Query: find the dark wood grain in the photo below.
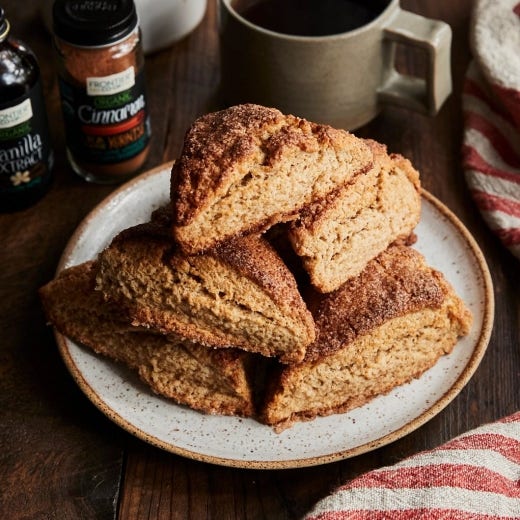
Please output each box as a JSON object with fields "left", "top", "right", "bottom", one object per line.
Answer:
{"left": 1, "top": 1, "right": 518, "bottom": 519}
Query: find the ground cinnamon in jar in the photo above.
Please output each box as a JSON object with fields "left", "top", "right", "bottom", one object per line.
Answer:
{"left": 53, "top": 0, "right": 151, "bottom": 184}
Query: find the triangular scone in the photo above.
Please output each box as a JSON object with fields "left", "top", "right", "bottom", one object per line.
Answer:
{"left": 95, "top": 217, "right": 315, "bottom": 364}
{"left": 261, "top": 245, "right": 472, "bottom": 431}
{"left": 171, "top": 103, "right": 373, "bottom": 254}
{"left": 39, "top": 261, "right": 256, "bottom": 417}
{"left": 288, "top": 140, "right": 421, "bottom": 293}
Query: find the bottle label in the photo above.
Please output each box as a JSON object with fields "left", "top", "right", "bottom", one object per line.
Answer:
{"left": 0, "top": 98, "right": 33, "bottom": 128}
{"left": 58, "top": 68, "right": 151, "bottom": 165}
{"left": 0, "top": 80, "right": 53, "bottom": 197}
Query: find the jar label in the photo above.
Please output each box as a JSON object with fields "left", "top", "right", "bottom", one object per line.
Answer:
{"left": 59, "top": 69, "right": 151, "bottom": 165}
{"left": 86, "top": 66, "right": 135, "bottom": 96}
{"left": 0, "top": 80, "right": 53, "bottom": 198}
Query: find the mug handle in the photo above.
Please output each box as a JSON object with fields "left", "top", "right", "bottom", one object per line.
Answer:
{"left": 378, "top": 9, "right": 452, "bottom": 115}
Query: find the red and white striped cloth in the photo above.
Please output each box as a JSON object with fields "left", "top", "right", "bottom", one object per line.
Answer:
{"left": 304, "top": 412, "right": 520, "bottom": 519}
{"left": 462, "top": 0, "right": 520, "bottom": 259}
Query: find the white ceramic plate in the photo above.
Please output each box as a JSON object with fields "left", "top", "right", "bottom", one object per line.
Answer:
{"left": 56, "top": 163, "right": 494, "bottom": 469}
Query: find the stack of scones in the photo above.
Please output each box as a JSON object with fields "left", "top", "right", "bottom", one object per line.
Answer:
{"left": 40, "top": 104, "right": 472, "bottom": 431}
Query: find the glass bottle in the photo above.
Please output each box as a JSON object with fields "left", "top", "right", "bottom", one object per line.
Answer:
{"left": 53, "top": 0, "right": 151, "bottom": 184}
{"left": 0, "top": 8, "right": 53, "bottom": 212}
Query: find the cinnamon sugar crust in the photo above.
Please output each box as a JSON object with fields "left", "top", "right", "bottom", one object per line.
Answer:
{"left": 171, "top": 103, "right": 373, "bottom": 254}
{"left": 122, "top": 207, "right": 315, "bottom": 348}
{"left": 305, "top": 245, "right": 446, "bottom": 362}
{"left": 172, "top": 104, "right": 285, "bottom": 225}
{"left": 212, "top": 234, "right": 311, "bottom": 320}
{"left": 96, "top": 215, "right": 315, "bottom": 364}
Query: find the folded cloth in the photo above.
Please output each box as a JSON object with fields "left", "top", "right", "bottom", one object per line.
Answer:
{"left": 303, "top": 411, "right": 520, "bottom": 519}
{"left": 462, "top": 0, "right": 520, "bottom": 259}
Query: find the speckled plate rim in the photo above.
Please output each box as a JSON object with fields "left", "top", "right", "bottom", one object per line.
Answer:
{"left": 54, "top": 164, "right": 495, "bottom": 470}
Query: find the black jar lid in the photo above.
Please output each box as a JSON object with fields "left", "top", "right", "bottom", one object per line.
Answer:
{"left": 53, "top": 0, "right": 138, "bottom": 47}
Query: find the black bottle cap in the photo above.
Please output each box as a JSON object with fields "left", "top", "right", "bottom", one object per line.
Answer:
{"left": 52, "top": 0, "right": 138, "bottom": 47}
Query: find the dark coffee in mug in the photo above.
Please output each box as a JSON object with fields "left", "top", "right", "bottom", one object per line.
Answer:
{"left": 232, "top": 0, "right": 389, "bottom": 36}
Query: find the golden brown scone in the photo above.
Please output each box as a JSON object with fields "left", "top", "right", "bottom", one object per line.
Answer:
{"left": 288, "top": 140, "right": 421, "bottom": 293}
{"left": 260, "top": 245, "right": 472, "bottom": 431}
{"left": 39, "top": 261, "right": 257, "bottom": 417}
{"left": 95, "top": 216, "right": 316, "bottom": 364}
{"left": 171, "top": 103, "right": 373, "bottom": 254}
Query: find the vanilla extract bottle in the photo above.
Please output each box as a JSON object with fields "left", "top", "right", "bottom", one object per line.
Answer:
{"left": 0, "top": 8, "right": 53, "bottom": 212}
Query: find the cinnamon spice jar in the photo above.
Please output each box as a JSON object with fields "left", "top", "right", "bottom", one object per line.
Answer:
{"left": 53, "top": 0, "right": 151, "bottom": 184}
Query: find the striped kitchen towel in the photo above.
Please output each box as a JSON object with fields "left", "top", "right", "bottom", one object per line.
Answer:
{"left": 303, "top": 411, "right": 520, "bottom": 519}
{"left": 462, "top": 0, "right": 520, "bottom": 259}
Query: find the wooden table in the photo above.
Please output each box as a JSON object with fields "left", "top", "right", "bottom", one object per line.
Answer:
{"left": 1, "top": 1, "right": 518, "bottom": 518}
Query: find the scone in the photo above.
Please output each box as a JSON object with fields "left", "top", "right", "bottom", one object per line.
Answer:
{"left": 288, "top": 140, "right": 421, "bottom": 293}
{"left": 171, "top": 103, "right": 373, "bottom": 254}
{"left": 39, "top": 261, "right": 256, "bottom": 417}
{"left": 95, "top": 216, "right": 315, "bottom": 364}
{"left": 261, "top": 245, "right": 472, "bottom": 431}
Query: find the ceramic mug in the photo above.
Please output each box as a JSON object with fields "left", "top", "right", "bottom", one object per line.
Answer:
{"left": 218, "top": 0, "right": 452, "bottom": 129}
{"left": 136, "top": 0, "right": 207, "bottom": 53}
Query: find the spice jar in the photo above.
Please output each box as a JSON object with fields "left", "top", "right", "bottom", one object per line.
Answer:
{"left": 53, "top": 0, "right": 151, "bottom": 184}
{"left": 0, "top": 8, "right": 54, "bottom": 212}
